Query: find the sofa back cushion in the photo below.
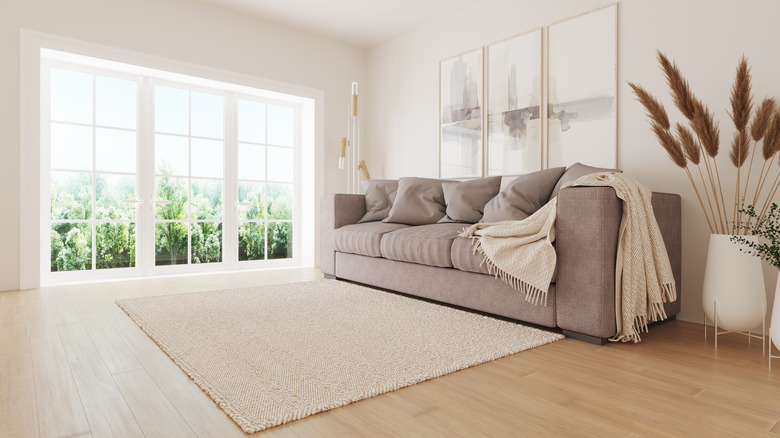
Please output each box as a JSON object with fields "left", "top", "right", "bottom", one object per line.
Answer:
{"left": 358, "top": 179, "right": 399, "bottom": 223}
{"left": 550, "top": 162, "right": 622, "bottom": 199}
{"left": 384, "top": 177, "right": 449, "bottom": 225}
{"left": 482, "top": 167, "right": 566, "bottom": 222}
{"left": 439, "top": 176, "right": 502, "bottom": 223}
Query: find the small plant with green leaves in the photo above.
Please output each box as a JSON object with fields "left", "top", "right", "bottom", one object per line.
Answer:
{"left": 731, "top": 203, "right": 780, "bottom": 270}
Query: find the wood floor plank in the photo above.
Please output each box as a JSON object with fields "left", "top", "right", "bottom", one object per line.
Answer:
{"left": 30, "top": 336, "right": 91, "bottom": 438}
{"left": 0, "top": 353, "right": 39, "bottom": 438}
{"left": 26, "top": 298, "right": 58, "bottom": 340}
{"left": 112, "top": 369, "right": 195, "bottom": 438}
{"left": 58, "top": 323, "right": 122, "bottom": 401}
{"left": 0, "top": 304, "right": 29, "bottom": 358}
{"left": 79, "top": 312, "right": 142, "bottom": 373}
{"left": 134, "top": 347, "right": 247, "bottom": 438}
{"left": 249, "top": 424, "right": 302, "bottom": 438}
{"left": 100, "top": 304, "right": 158, "bottom": 353}
{"left": 82, "top": 396, "right": 144, "bottom": 438}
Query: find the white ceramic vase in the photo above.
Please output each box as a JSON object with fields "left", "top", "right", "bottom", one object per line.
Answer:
{"left": 771, "top": 272, "right": 780, "bottom": 351}
{"left": 702, "top": 234, "right": 766, "bottom": 332}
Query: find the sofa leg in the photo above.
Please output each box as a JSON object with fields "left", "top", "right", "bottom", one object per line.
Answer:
{"left": 562, "top": 315, "right": 676, "bottom": 346}
{"left": 562, "top": 330, "right": 609, "bottom": 345}
{"left": 323, "top": 274, "right": 337, "bottom": 280}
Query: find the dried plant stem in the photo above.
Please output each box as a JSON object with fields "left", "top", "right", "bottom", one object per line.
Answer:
{"left": 697, "top": 163, "right": 720, "bottom": 233}
{"left": 685, "top": 167, "right": 715, "bottom": 233}
{"left": 756, "top": 159, "right": 774, "bottom": 206}
{"left": 746, "top": 159, "right": 776, "bottom": 234}
{"left": 753, "top": 159, "right": 769, "bottom": 206}
{"left": 733, "top": 166, "right": 740, "bottom": 233}
{"left": 701, "top": 154, "right": 724, "bottom": 233}
{"left": 711, "top": 158, "right": 729, "bottom": 230}
{"left": 739, "top": 140, "right": 761, "bottom": 227}
{"left": 742, "top": 159, "right": 768, "bottom": 235}
{"left": 757, "top": 172, "right": 780, "bottom": 227}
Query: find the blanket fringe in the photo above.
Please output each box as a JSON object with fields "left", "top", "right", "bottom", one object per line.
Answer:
{"left": 610, "top": 314, "right": 647, "bottom": 343}
{"left": 662, "top": 282, "right": 677, "bottom": 302}
{"left": 473, "top": 238, "right": 549, "bottom": 307}
{"left": 609, "top": 282, "right": 677, "bottom": 343}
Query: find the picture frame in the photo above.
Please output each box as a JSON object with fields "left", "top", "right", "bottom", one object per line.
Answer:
{"left": 440, "top": 48, "right": 484, "bottom": 178}
{"left": 486, "top": 29, "right": 543, "bottom": 175}
{"left": 546, "top": 4, "right": 617, "bottom": 169}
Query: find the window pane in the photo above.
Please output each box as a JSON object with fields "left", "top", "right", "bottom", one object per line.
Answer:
{"left": 238, "top": 100, "right": 265, "bottom": 143}
{"left": 50, "top": 223, "right": 92, "bottom": 272}
{"left": 238, "top": 182, "right": 265, "bottom": 220}
{"left": 191, "top": 179, "right": 223, "bottom": 220}
{"left": 267, "top": 147, "right": 293, "bottom": 182}
{"left": 155, "top": 222, "right": 188, "bottom": 265}
{"left": 191, "top": 139, "right": 223, "bottom": 178}
{"left": 96, "top": 222, "right": 135, "bottom": 269}
{"left": 191, "top": 222, "right": 222, "bottom": 264}
{"left": 96, "top": 174, "right": 136, "bottom": 220}
{"left": 238, "top": 143, "right": 265, "bottom": 180}
{"left": 50, "top": 123, "right": 92, "bottom": 171}
{"left": 268, "top": 222, "right": 292, "bottom": 260}
{"left": 155, "top": 86, "right": 188, "bottom": 135}
{"left": 238, "top": 222, "right": 265, "bottom": 261}
{"left": 191, "top": 92, "right": 223, "bottom": 139}
{"left": 156, "top": 134, "right": 188, "bottom": 176}
{"left": 96, "top": 76, "right": 136, "bottom": 129}
{"left": 267, "top": 183, "right": 292, "bottom": 220}
{"left": 155, "top": 176, "right": 188, "bottom": 220}
{"left": 96, "top": 128, "right": 136, "bottom": 173}
{"left": 51, "top": 68, "right": 92, "bottom": 124}
{"left": 50, "top": 171, "right": 92, "bottom": 220}
{"left": 267, "top": 105, "right": 294, "bottom": 146}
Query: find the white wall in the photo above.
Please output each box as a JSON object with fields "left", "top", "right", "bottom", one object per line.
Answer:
{"left": 1, "top": 0, "right": 365, "bottom": 291}
{"left": 366, "top": 0, "right": 780, "bottom": 323}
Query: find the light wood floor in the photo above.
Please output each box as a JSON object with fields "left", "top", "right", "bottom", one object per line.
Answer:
{"left": 2, "top": 268, "right": 780, "bottom": 437}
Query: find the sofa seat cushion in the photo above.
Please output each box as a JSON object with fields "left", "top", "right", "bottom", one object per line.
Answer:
{"left": 380, "top": 223, "right": 466, "bottom": 267}
{"left": 334, "top": 222, "right": 410, "bottom": 257}
{"left": 451, "top": 236, "right": 558, "bottom": 282}
{"left": 450, "top": 237, "right": 491, "bottom": 275}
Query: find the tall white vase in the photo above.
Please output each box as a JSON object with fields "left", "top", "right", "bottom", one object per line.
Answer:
{"left": 771, "top": 272, "right": 780, "bottom": 352}
{"left": 702, "top": 234, "right": 766, "bottom": 332}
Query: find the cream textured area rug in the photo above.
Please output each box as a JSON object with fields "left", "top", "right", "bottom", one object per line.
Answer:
{"left": 116, "top": 280, "right": 563, "bottom": 433}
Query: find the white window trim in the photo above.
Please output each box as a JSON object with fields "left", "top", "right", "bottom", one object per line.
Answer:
{"left": 21, "top": 30, "right": 324, "bottom": 289}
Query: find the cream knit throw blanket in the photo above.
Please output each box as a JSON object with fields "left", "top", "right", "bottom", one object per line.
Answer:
{"left": 566, "top": 172, "right": 677, "bottom": 342}
{"left": 459, "top": 198, "right": 558, "bottom": 307}
{"left": 460, "top": 172, "right": 677, "bottom": 343}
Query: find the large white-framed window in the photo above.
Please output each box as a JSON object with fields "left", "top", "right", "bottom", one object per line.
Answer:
{"left": 150, "top": 81, "right": 229, "bottom": 270}
{"left": 26, "top": 37, "right": 320, "bottom": 286}
{"left": 236, "top": 97, "right": 299, "bottom": 264}
{"left": 43, "top": 62, "right": 142, "bottom": 280}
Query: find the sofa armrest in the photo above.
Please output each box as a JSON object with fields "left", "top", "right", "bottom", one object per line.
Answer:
{"left": 555, "top": 187, "right": 682, "bottom": 338}
{"left": 320, "top": 194, "right": 366, "bottom": 275}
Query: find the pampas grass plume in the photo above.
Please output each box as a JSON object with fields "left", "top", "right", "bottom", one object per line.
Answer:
{"left": 657, "top": 51, "right": 697, "bottom": 120}
{"left": 729, "top": 56, "right": 752, "bottom": 133}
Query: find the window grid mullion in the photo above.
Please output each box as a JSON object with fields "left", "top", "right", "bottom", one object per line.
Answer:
{"left": 46, "top": 62, "right": 298, "bottom": 279}
{"left": 91, "top": 73, "right": 97, "bottom": 272}
{"left": 187, "top": 90, "right": 193, "bottom": 265}
{"left": 264, "top": 104, "right": 269, "bottom": 261}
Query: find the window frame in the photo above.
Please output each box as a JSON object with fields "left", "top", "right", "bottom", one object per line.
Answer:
{"left": 39, "top": 55, "right": 305, "bottom": 285}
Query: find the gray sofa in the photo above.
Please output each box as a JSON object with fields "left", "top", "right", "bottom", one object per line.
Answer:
{"left": 320, "top": 186, "right": 681, "bottom": 344}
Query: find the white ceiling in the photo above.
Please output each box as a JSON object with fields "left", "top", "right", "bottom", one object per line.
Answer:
{"left": 195, "top": 0, "right": 482, "bottom": 48}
